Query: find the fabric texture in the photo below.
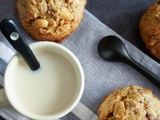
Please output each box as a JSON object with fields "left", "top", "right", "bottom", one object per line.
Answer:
{"left": 0, "top": 0, "right": 160, "bottom": 120}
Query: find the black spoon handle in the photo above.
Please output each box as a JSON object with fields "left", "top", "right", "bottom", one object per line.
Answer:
{"left": 0, "top": 19, "right": 40, "bottom": 70}
{"left": 125, "top": 56, "right": 160, "bottom": 86}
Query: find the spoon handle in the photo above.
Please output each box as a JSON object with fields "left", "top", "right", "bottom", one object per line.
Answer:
{"left": 126, "top": 56, "right": 160, "bottom": 87}
{"left": 0, "top": 19, "right": 40, "bottom": 70}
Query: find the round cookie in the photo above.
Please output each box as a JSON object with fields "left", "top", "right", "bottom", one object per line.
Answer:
{"left": 98, "top": 85, "right": 160, "bottom": 120}
{"left": 16, "top": 0, "right": 86, "bottom": 43}
{"left": 139, "top": 1, "right": 160, "bottom": 59}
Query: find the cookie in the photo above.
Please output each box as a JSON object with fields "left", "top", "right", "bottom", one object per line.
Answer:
{"left": 139, "top": 1, "right": 160, "bottom": 59}
{"left": 15, "top": 0, "right": 86, "bottom": 43}
{"left": 98, "top": 85, "right": 160, "bottom": 120}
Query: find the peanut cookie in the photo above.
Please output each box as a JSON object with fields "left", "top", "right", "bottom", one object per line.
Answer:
{"left": 98, "top": 85, "right": 160, "bottom": 120}
{"left": 139, "top": 1, "right": 160, "bottom": 59}
{"left": 16, "top": 0, "right": 86, "bottom": 43}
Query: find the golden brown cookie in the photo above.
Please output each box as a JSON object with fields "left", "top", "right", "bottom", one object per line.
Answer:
{"left": 15, "top": 0, "right": 86, "bottom": 43}
{"left": 139, "top": 1, "right": 160, "bottom": 59}
{"left": 98, "top": 85, "right": 160, "bottom": 120}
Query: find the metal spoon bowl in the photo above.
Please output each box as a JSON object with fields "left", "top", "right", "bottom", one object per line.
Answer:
{"left": 98, "top": 35, "right": 160, "bottom": 87}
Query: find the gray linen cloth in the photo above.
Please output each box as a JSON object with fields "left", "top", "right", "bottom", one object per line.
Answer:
{"left": 1, "top": 1, "right": 160, "bottom": 120}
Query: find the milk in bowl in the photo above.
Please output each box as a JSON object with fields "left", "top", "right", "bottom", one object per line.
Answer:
{"left": 4, "top": 42, "right": 84, "bottom": 119}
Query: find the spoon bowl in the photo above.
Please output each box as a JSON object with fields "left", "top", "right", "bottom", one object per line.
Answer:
{"left": 98, "top": 36, "right": 130, "bottom": 62}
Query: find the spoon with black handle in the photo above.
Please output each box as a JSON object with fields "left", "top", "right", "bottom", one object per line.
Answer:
{"left": 0, "top": 19, "right": 40, "bottom": 70}
{"left": 98, "top": 35, "right": 160, "bottom": 87}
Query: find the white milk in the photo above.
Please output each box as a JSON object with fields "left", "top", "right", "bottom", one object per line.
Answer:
{"left": 10, "top": 50, "right": 78, "bottom": 115}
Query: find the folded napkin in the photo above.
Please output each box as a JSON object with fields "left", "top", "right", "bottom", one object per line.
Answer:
{"left": 1, "top": 1, "right": 160, "bottom": 120}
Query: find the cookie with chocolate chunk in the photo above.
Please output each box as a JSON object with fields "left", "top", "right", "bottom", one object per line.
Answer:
{"left": 139, "top": 1, "right": 160, "bottom": 59}
{"left": 98, "top": 85, "right": 160, "bottom": 120}
{"left": 16, "top": 0, "right": 86, "bottom": 43}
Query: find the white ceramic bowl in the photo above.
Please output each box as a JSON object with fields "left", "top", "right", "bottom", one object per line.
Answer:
{"left": 4, "top": 42, "right": 84, "bottom": 120}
